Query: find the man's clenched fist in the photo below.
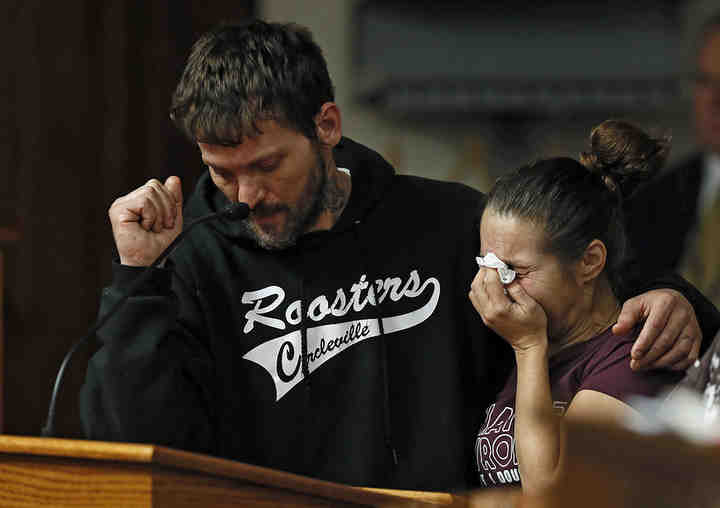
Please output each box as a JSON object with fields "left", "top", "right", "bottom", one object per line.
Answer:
{"left": 109, "top": 176, "right": 183, "bottom": 266}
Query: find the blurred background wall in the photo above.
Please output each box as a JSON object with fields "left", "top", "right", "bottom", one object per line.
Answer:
{"left": 1, "top": 0, "right": 717, "bottom": 438}
{"left": 263, "top": 0, "right": 718, "bottom": 187}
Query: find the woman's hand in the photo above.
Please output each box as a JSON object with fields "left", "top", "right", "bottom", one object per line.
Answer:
{"left": 469, "top": 267, "right": 549, "bottom": 352}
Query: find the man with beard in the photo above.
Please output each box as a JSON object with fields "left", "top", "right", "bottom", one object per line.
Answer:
{"left": 80, "top": 20, "right": 719, "bottom": 491}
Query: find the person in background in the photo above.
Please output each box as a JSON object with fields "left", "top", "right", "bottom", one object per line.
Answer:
{"left": 470, "top": 121, "right": 686, "bottom": 495}
{"left": 626, "top": 12, "right": 720, "bottom": 306}
{"left": 79, "top": 20, "right": 716, "bottom": 491}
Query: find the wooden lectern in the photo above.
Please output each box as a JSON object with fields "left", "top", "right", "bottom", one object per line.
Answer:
{"left": 0, "top": 435, "right": 463, "bottom": 507}
{"left": 518, "top": 420, "right": 720, "bottom": 508}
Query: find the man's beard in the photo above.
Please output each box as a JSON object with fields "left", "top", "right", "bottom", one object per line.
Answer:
{"left": 238, "top": 150, "right": 328, "bottom": 251}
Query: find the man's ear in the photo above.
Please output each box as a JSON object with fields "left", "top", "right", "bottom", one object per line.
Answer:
{"left": 314, "top": 102, "right": 342, "bottom": 148}
{"left": 577, "top": 239, "right": 607, "bottom": 284}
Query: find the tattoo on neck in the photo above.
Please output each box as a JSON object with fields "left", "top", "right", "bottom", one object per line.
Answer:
{"left": 322, "top": 172, "right": 351, "bottom": 218}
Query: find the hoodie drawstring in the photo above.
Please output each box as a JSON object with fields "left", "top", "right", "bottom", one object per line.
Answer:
{"left": 353, "top": 220, "right": 399, "bottom": 467}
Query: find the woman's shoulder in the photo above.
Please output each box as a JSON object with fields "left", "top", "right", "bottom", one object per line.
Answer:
{"left": 576, "top": 326, "right": 682, "bottom": 401}
{"left": 551, "top": 327, "right": 635, "bottom": 373}
{"left": 581, "top": 327, "right": 638, "bottom": 369}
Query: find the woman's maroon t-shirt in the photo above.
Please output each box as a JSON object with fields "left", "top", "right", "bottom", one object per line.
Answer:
{"left": 474, "top": 327, "right": 682, "bottom": 488}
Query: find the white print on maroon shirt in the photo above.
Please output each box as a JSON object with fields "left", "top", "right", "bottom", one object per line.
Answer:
{"left": 242, "top": 270, "right": 440, "bottom": 401}
{"left": 475, "top": 403, "right": 520, "bottom": 487}
{"left": 476, "top": 400, "right": 569, "bottom": 487}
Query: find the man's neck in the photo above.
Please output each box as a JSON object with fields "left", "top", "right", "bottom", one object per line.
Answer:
{"left": 311, "top": 164, "right": 352, "bottom": 232}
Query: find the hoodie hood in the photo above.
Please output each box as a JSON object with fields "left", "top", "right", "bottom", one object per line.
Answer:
{"left": 182, "top": 137, "right": 396, "bottom": 242}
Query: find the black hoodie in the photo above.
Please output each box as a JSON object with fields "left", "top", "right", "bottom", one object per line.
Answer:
{"left": 79, "top": 138, "right": 509, "bottom": 490}
{"left": 79, "top": 138, "right": 720, "bottom": 490}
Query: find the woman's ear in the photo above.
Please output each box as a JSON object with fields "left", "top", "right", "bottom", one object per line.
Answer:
{"left": 577, "top": 239, "right": 607, "bottom": 284}
{"left": 314, "top": 102, "right": 342, "bottom": 148}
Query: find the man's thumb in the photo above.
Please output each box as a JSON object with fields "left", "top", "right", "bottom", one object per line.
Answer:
{"left": 613, "top": 297, "right": 641, "bottom": 336}
{"left": 165, "top": 176, "right": 183, "bottom": 209}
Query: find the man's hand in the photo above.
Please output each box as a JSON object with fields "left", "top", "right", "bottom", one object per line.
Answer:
{"left": 612, "top": 289, "right": 700, "bottom": 371}
{"left": 109, "top": 176, "right": 183, "bottom": 267}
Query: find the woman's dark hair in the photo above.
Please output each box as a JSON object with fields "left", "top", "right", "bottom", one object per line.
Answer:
{"left": 485, "top": 120, "right": 670, "bottom": 294}
{"left": 170, "top": 20, "right": 335, "bottom": 145}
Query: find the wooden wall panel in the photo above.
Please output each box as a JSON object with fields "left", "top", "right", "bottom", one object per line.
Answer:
{"left": 3, "top": 1, "right": 254, "bottom": 438}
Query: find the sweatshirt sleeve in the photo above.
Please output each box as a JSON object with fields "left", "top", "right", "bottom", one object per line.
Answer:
{"left": 621, "top": 184, "right": 720, "bottom": 355}
{"left": 78, "top": 261, "right": 218, "bottom": 454}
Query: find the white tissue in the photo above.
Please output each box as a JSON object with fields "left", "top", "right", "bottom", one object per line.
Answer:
{"left": 476, "top": 252, "right": 516, "bottom": 284}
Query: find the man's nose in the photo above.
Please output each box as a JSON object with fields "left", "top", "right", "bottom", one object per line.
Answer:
{"left": 235, "top": 178, "right": 265, "bottom": 210}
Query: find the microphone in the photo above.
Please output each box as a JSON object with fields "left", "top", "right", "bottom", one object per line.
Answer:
{"left": 41, "top": 202, "right": 250, "bottom": 437}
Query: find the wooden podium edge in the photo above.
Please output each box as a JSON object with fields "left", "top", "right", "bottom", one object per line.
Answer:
{"left": 0, "top": 435, "right": 456, "bottom": 506}
{"left": 360, "top": 487, "right": 456, "bottom": 505}
{"left": 0, "top": 435, "right": 156, "bottom": 462}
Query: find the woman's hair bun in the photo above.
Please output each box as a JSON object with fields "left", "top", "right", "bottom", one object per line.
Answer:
{"left": 579, "top": 119, "right": 670, "bottom": 198}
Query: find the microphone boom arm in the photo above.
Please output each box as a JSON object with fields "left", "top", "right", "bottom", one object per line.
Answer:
{"left": 41, "top": 203, "right": 248, "bottom": 437}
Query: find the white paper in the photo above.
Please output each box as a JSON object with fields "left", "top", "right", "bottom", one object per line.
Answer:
{"left": 476, "top": 252, "right": 516, "bottom": 284}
